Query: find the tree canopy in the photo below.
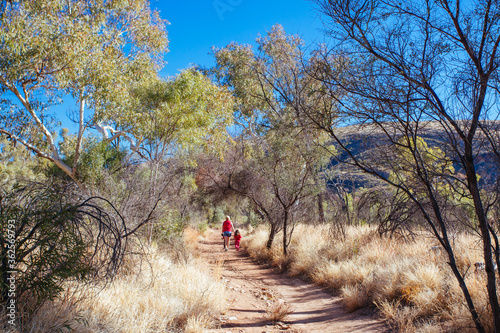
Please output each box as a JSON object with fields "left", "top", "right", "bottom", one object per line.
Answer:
{"left": 207, "top": 25, "right": 333, "bottom": 253}
{"left": 0, "top": 0, "right": 168, "bottom": 185}
{"left": 123, "top": 68, "right": 235, "bottom": 162}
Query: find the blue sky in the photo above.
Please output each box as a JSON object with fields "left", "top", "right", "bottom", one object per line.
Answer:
{"left": 153, "top": 0, "right": 325, "bottom": 77}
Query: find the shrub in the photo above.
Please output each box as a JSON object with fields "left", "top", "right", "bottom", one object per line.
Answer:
{"left": 266, "top": 300, "right": 294, "bottom": 324}
{"left": 0, "top": 181, "right": 124, "bottom": 314}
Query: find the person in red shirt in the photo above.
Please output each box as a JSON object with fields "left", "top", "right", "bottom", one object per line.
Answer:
{"left": 221, "top": 215, "right": 234, "bottom": 251}
{"left": 234, "top": 230, "right": 242, "bottom": 251}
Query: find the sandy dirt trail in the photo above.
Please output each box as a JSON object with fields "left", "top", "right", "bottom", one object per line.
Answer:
{"left": 200, "top": 229, "right": 391, "bottom": 333}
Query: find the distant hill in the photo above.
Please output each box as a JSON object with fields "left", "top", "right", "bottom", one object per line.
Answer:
{"left": 327, "top": 121, "right": 500, "bottom": 189}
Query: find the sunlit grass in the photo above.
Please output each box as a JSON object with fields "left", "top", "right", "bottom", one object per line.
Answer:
{"left": 246, "top": 223, "right": 490, "bottom": 332}
{"left": 3, "top": 244, "right": 227, "bottom": 333}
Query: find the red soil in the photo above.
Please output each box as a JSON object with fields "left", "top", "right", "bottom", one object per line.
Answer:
{"left": 200, "top": 229, "right": 392, "bottom": 333}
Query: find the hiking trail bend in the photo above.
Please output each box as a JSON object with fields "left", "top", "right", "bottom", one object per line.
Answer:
{"left": 199, "top": 229, "right": 391, "bottom": 333}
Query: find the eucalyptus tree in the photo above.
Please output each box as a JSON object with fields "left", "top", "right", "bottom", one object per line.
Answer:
{"left": 306, "top": 0, "right": 500, "bottom": 331}
{"left": 112, "top": 68, "right": 235, "bottom": 244}
{"left": 211, "top": 25, "right": 331, "bottom": 254}
{"left": 0, "top": 137, "right": 39, "bottom": 189}
{"left": 124, "top": 68, "right": 235, "bottom": 163}
{"left": 0, "top": 0, "right": 168, "bottom": 187}
{"left": 196, "top": 134, "right": 324, "bottom": 255}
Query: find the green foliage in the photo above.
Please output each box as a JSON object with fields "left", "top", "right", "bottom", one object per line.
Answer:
{"left": 0, "top": 137, "right": 41, "bottom": 189}
{"left": 47, "top": 131, "right": 126, "bottom": 185}
{"left": 247, "top": 209, "right": 263, "bottom": 228}
{"left": 388, "top": 135, "right": 472, "bottom": 208}
{"left": 212, "top": 43, "right": 269, "bottom": 117}
{"left": 75, "top": 139, "right": 126, "bottom": 185}
{"left": 0, "top": 0, "right": 168, "bottom": 115}
{"left": 213, "top": 24, "right": 337, "bottom": 143}
{"left": 390, "top": 136, "right": 454, "bottom": 189}
{"left": 125, "top": 68, "right": 235, "bottom": 161}
{"left": 381, "top": 136, "right": 480, "bottom": 233}
{"left": 209, "top": 25, "right": 338, "bottom": 253}
{"left": 213, "top": 24, "right": 332, "bottom": 181}
{"left": 156, "top": 211, "right": 186, "bottom": 240}
{"left": 197, "top": 221, "right": 209, "bottom": 234}
{"left": 0, "top": 0, "right": 168, "bottom": 182}
{"left": 212, "top": 206, "right": 227, "bottom": 225}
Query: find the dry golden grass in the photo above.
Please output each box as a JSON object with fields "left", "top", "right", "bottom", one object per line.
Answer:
{"left": 184, "top": 226, "right": 201, "bottom": 250}
{"left": 213, "top": 258, "right": 225, "bottom": 280}
{"left": 265, "top": 299, "right": 294, "bottom": 323}
{"left": 341, "top": 284, "right": 369, "bottom": 312}
{"left": 3, "top": 245, "right": 226, "bottom": 333}
{"left": 245, "top": 224, "right": 492, "bottom": 332}
{"left": 286, "top": 228, "right": 326, "bottom": 276}
{"left": 245, "top": 226, "right": 279, "bottom": 262}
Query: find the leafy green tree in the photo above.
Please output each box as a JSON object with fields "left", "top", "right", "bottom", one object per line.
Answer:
{"left": 56, "top": 130, "right": 127, "bottom": 186}
{"left": 0, "top": 0, "right": 168, "bottom": 186}
{"left": 390, "top": 136, "right": 455, "bottom": 193}
{"left": 205, "top": 26, "right": 332, "bottom": 254}
{"left": 251, "top": 134, "right": 326, "bottom": 254}
{"left": 0, "top": 138, "right": 40, "bottom": 190}
{"left": 123, "top": 68, "right": 235, "bottom": 162}
{"left": 197, "top": 135, "right": 326, "bottom": 255}
{"left": 97, "top": 68, "right": 235, "bottom": 243}
{"left": 378, "top": 136, "right": 473, "bottom": 235}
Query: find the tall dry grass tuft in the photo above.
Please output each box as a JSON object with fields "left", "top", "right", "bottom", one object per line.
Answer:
{"left": 286, "top": 227, "right": 326, "bottom": 276}
{"left": 245, "top": 226, "right": 280, "bottom": 262}
{"left": 245, "top": 224, "right": 491, "bottom": 332}
{"left": 184, "top": 226, "right": 201, "bottom": 250}
{"left": 3, "top": 246, "right": 226, "bottom": 333}
{"left": 341, "top": 284, "right": 369, "bottom": 311}
{"left": 266, "top": 299, "right": 294, "bottom": 323}
{"left": 213, "top": 258, "right": 225, "bottom": 280}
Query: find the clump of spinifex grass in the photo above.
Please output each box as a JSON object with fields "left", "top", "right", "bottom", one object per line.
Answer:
{"left": 245, "top": 224, "right": 490, "bottom": 332}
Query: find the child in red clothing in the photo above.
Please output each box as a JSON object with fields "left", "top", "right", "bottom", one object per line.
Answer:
{"left": 234, "top": 230, "right": 242, "bottom": 251}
